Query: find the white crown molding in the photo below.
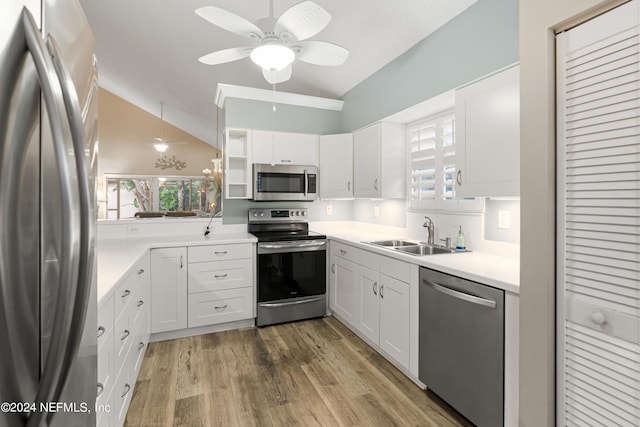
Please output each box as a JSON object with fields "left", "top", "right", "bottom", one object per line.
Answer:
{"left": 215, "top": 84, "right": 344, "bottom": 111}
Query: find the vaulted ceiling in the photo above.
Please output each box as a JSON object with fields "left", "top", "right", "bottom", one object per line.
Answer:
{"left": 80, "top": 0, "right": 477, "bottom": 145}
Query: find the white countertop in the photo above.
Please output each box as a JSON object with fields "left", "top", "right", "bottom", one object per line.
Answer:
{"left": 311, "top": 222, "right": 519, "bottom": 294}
{"left": 97, "top": 232, "right": 257, "bottom": 305}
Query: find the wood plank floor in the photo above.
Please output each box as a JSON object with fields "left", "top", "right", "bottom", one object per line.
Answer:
{"left": 125, "top": 316, "right": 471, "bottom": 427}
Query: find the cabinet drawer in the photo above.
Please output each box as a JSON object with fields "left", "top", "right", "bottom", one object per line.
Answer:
{"left": 188, "top": 258, "right": 253, "bottom": 293}
{"left": 357, "top": 249, "right": 380, "bottom": 271}
{"left": 113, "top": 308, "right": 133, "bottom": 372}
{"left": 188, "top": 287, "right": 253, "bottom": 328}
{"left": 380, "top": 256, "right": 410, "bottom": 283}
{"left": 188, "top": 243, "right": 253, "bottom": 263}
{"left": 97, "top": 325, "right": 113, "bottom": 406}
{"left": 97, "top": 296, "right": 113, "bottom": 351}
{"left": 114, "top": 257, "right": 149, "bottom": 319}
{"left": 113, "top": 364, "right": 134, "bottom": 427}
{"left": 331, "top": 241, "right": 358, "bottom": 263}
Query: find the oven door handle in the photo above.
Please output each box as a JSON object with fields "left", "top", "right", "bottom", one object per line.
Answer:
{"left": 260, "top": 296, "right": 324, "bottom": 308}
{"left": 258, "top": 240, "right": 326, "bottom": 254}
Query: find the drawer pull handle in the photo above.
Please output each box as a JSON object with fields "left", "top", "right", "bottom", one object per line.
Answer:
{"left": 214, "top": 304, "right": 228, "bottom": 311}
{"left": 97, "top": 326, "right": 105, "bottom": 338}
{"left": 373, "top": 282, "right": 378, "bottom": 295}
{"left": 340, "top": 249, "right": 346, "bottom": 255}
{"left": 121, "top": 289, "right": 131, "bottom": 299}
{"left": 456, "top": 169, "right": 462, "bottom": 186}
{"left": 97, "top": 383, "right": 104, "bottom": 397}
{"left": 380, "top": 284, "right": 384, "bottom": 299}
{"left": 138, "top": 341, "right": 145, "bottom": 351}
{"left": 214, "top": 251, "right": 228, "bottom": 256}
{"left": 137, "top": 300, "right": 144, "bottom": 307}
{"left": 121, "top": 329, "right": 130, "bottom": 341}
{"left": 137, "top": 269, "right": 145, "bottom": 275}
{"left": 121, "top": 383, "right": 131, "bottom": 398}
{"left": 374, "top": 178, "right": 378, "bottom": 190}
{"left": 331, "top": 263, "right": 335, "bottom": 274}
{"left": 214, "top": 274, "right": 228, "bottom": 280}
{"left": 180, "top": 255, "right": 183, "bottom": 269}
{"left": 590, "top": 311, "right": 606, "bottom": 326}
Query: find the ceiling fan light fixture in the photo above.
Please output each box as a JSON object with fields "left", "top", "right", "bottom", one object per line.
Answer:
{"left": 250, "top": 44, "right": 295, "bottom": 71}
{"left": 153, "top": 142, "right": 169, "bottom": 153}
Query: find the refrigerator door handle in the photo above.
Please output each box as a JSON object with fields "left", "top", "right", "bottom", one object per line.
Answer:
{"left": 11, "top": 10, "right": 83, "bottom": 427}
{"left": 45, "top": 34, "right": 95, "bottom": 409}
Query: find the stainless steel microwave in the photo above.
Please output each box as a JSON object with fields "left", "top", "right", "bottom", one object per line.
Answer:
{"left": 253, "top": 164, "right": 318, "bottom": 201}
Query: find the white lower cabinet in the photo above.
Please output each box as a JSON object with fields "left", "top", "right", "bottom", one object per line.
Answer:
{"left": 330, "top": 240, "right": 412, "bottom": 370}
{"left": 98, "top": 253, "right": 150, "bottom": 427}
{"left": 329, "top": 244, "right": 359, "bottom": 325}
{"left": 150, "top": 247, "right": 188, "bottom": 333}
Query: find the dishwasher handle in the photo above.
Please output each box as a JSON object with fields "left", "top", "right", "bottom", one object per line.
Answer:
{"left": 422, "top": 278, "right": 497, "bottom": 309}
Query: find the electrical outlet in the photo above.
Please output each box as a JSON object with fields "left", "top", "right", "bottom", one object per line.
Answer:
{"left": 373, "top": 204, "right": 380, "bottom": 217}
{"left": 126, "top": 226, "right": 140, "bottom": 234}
{"left": 326, "top": 204, "right": 333, "bottom": 215}
{"left": 498, "top": 210, "right": 511, "bottom": 229}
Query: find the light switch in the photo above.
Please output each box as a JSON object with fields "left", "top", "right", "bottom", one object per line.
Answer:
{"left": 498, "top": 210, "right": 511, "bottom": 229}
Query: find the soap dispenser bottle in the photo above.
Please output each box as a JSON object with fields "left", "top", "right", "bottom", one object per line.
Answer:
{"left": 455, "top": 226, "right": 466, "bottom": 250}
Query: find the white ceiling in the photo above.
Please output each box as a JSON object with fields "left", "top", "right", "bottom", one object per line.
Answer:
{"left": 79, "top": 0, "right": 477, "bottom": 145}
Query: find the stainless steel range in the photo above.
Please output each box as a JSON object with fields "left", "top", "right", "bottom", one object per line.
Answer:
{"left": 248, "top": 208, "right": 327, "bottom": 327}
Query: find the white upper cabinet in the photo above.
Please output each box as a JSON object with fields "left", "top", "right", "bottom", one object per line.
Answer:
{"left": 252, "top": 130, "right": 319, "bottom": 166}
{"left": 455, "top": 65, "right": 520, "bottom": 197}
{"left": 353, "top": 122, "right": 406, "bottom": 199}
{"left": 319, "top": 133, "right": 353, "bottom": 199}
{"left": 224, "top": 128, "right": 252, "bottom": 199}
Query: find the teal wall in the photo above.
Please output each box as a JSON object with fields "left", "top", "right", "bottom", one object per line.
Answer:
{"left": 340, "top": 0, "right": 519, "bottom": 131}
{"left": 224, "top": 98, "right": 342, "bottom": 134}
{"left": 222, "top": 0, "right": 519, "bottom": 224}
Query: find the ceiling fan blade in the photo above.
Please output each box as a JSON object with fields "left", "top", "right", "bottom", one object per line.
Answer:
{"left": 198, "top": 47, "right": 253, "bottom": 65}
{"left": 263, "top": 64, "right": 292, "bottom": 84}
{"left": 275, "top": 1, "right": 330, "bottom": 41}
{"left": 195, "top": 6, "right": 264, "bottom": 39}
{"left": 294, "top": 41, "right": 349, "bottom": 66}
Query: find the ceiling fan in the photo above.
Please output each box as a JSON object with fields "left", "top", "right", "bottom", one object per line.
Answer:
{"left": 195, "top": 0, "right": 349, "bottom": 84}
{"left": 152, "top": 102, "right": 187, "bottom": 153}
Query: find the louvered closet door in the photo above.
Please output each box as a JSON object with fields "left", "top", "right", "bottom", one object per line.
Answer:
{"left": 557, "top": 1, "right": 640, "bottom": 426}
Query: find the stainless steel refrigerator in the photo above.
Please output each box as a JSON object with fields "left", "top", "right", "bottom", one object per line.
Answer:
{"left": 0, "top": 0, "right": 98, "bottom": 426}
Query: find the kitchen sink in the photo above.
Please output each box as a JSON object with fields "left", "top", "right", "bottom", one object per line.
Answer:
{"left": 396, "top": 244, "right": 457, "bottom": 255}
{"left": 364, "top": 240, "right": 460, "bottom": 256}
{"left": 366, "top": 239, "right": 417, "bottom": 248}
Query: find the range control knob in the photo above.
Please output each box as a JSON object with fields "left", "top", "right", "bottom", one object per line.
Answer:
{"left": 259, "top": 212, "right": 264, "bottom": 217}
{"left": 301, "top": 211, "right": 307, "bottom": 216}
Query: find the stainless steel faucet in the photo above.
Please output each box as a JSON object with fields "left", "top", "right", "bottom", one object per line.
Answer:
{"left": 423, "top": 216, "right": 434, "bottom": 245}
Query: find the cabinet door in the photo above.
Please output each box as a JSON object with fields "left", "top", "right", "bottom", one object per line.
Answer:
{"left": 273, "top": 131, "right": 319, "bottom": 166}
{"left": 330, "top": 255, "right": 358, "bottom": 325}
{"left": 379, "top": 274, "right": 410, "bottom": 368}
{"left": 353, "top": 123, "right": 381, "bottom": 198}
{"left": 356, "top": 265, "right": 380, "bottom": 344}
{"left": 252, "top": 130, "right": 274, "bottom": 164}
{"left": 319, "top": 133, "right": 353, "bottom": 199}
{"left": 150, "top": 247, "right": 188, "bottom": 333}
{"left": 455, "top": 65, "right": 520, "bottom": 197}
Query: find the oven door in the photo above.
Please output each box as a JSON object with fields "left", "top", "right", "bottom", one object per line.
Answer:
{"left": 257, "top": 240, "right": 326, "bottom": 302}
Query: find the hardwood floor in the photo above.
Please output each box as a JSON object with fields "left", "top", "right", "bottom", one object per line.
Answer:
{"left": 125, "top": 316, "right": 471, "bottom": 427}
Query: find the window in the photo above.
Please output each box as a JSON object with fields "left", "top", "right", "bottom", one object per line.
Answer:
{"left": 105, "top": 175, "right": 222, "bottom": 220}
{"left": 407, "top": 111, "right": 482, "bottom": 211}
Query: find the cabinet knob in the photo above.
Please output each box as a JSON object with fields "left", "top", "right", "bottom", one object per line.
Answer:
{"left": 590, "top": 311, "right": 606, "bottom": 326}
{"left": 340, "top": 249, "right": 346, "bottom": 255}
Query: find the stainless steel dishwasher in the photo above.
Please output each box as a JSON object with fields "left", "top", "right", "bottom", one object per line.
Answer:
{"left": 419, "top": 267, "right": 504, "bottom": 427}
